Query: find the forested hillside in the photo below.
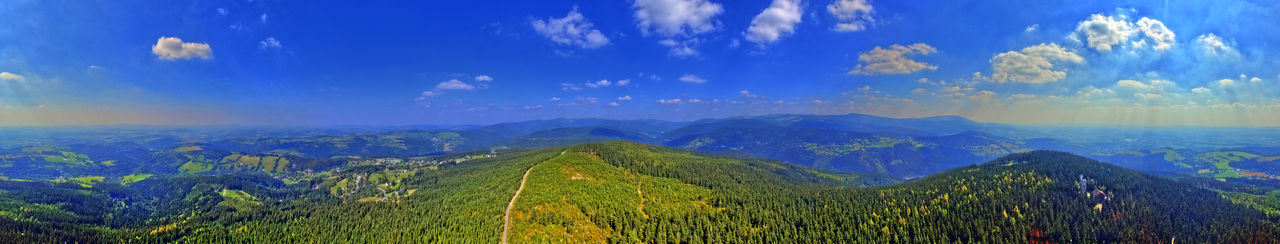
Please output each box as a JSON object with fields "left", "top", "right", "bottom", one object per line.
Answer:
{"left": 1, "top": 142, "right": 1277, "bottom": 242}
{"left": 511, "top": 142, "right": 1279, "bottom": 242}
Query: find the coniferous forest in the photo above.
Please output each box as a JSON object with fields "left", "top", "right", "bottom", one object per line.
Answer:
{"left": 2, "top": 142, "right": 1277, "bottom": 243}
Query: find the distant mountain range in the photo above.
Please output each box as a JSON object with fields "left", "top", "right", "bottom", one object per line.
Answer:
{"left": 7, "top": 113, "right": 1280, "bottom": 181}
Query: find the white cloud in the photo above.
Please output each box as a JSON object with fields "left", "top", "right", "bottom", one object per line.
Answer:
{"left": 1115, "top": 80, "right": 1148, "bottom": 90}
{"left": 1134, "top": 93, "right": 1162, "bottom": 99}
{"left": 415, "top": 91, "right": 442, "bottom": 100}
{"left": 0, "top": 72, "right": 23, "bottom": 81}
{"left": 259, "top": 37, "right": 282, "bottom": 50}
{"left": 574, "top": 97, "right": 599, "bottom": 105}
{"left": 1071, "top": 13, "right": 1176, "bottom": 52}
{"left": 549, "top": 97, "right": 562, "bottom": 102}
{"left": 608, "top": 102, "right": 621, "bottom": 107}
{"left": 657, "top": 38, "right": 702, "bottom": 57}
{"left": 911, "top": 88, "right": 927, "bottom": 94}
{"left": 970, "top": 90, "right": 997, "bottom": 103}
{"left": 474, "top": 75, "right": 493, "bottom": 82}
{"left": 857, "top": 85, "right": 872, "bottom": 93}
{"left": 633, "top": 0, "right": 723, "bottom": 56}
{"left": 1009, "top": 94, "right": 1037, "bottom": 100}
{"left": 1072, "top": 14, "right": 1134, "bottom": 52}
{"left": 616, "top": 79, "right": 631, "bottom": 86}
{"left": 988, "top": 43, "right": 1083, "bottom": 83}
{"left": 531, "top": 7, "right": 611, "bottom": 49}
{"left": 435, "top": 79, "right": 475, "bottom": 90}
{"left": 1195, "top": 33, "right": 1235, "bottom": 56}
{"left": 561, "top": 83, "right": 583, "bottom": 91}
{"left": 260, "top": 14, "right": 268, "bottom": 23}
{"left": 152, "top": 37, "right": 212, "bottom": 60}
{"left": 617, "top": 95, "right": 633, "bottom": 101}
{"left": 216, "top": 8, "right": 228, "bottom": 15}
{"left": 584, "top": 79, "right": 612, "bottom": 88}
{"left": 848, "top": 43, "right": 937, "bottom": 75}
{"left": 1191, "top": 87, "right": 1211, "bottom": 94}
{"left": 1025, "top": 24, "right": 1038, "bottom": 32}
{"left": 656, "top": 98, "right": 684, "bottom": 105}
{"left": 1217, "top": 78, "right": 1235, "bottom": 86}
{"left": 1134, "top": 18, "right": 1175, "bottom": 51}
{"left": 633, "top": 0, "right": 723, "bottom": 36}
{"left": 745, "top": 0, "right": 803, "bottom": 45}
{"left": 1115, "top": 79, "right": 1175, "bottom": 92}
{"left": 679, "top": 74, "right": 707, "bottom": 83}
{"left": 1250, "top": 77, "right": 1262, "bottom": 83}
{"left": 827, "top": 0, "right": 874, "bottom": 32}
{"left": 739, "top": 90, "right": 759, "bottom": 98}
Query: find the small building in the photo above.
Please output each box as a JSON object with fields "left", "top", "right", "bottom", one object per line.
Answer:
{"left": 1091, "top": 189, "right": 1110, "bottom": 201}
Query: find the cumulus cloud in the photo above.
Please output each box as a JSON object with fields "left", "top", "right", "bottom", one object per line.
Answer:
{"left": 549, "top": 97, "right": 562, "bottom": 102}
{"left": 1071, "top": 13, "right": 1175, "bottom": 52}
{"left": 152, "top": 37, "right": 212, "bottom": 60}
{"left": 435, "top": 79, "right": 475, "bottom": 90}
{"left": 988, "top": 43, "right": 1083, "bottom": 83}
{"left": 633, "top": 0, "right": 723, "bottom": 36}
{"left": 827, "top": 0, "right": 874, "bottom": 32}
{"left": 531, "top": 7, "right": 611, "bottom": 49}
{"left": 1191, "top": 87, "right": 1211, "bottom": 94}
{"left": 1217, "top": 78, "right": 1235, "bottom": 87}
{"left": 633, "top": 0, "right": 723, "bottom": 56}
{"left": 679, "top": 74, "right": 707, "bottom": 83}
{"left": 474, "top": 75, "right": 493, "bottom": 82}
{"left": 745, "top": 0, "right": 803, "bottom": 44}
{"left": 1115, "top": 79, "right": 1175, "bottom": 93}
{"left": 584, "top": 79, "right": 612, "bottom": 88}
{"left": 848, "top": 43, "right": 937, "bottom": 75}
{"left": 1072, "top": 14, "right": 1133, "bottom": 51}
{"left": 1134, "top": 18, "right": 1175, "bottom": 51}
{"left": 738, "top": 90, "right": 759, "bottom": 98}
{"left": 0, "top": 72, "right": 23, "bottom": 81}
{"left": 617, "top": 95, "right": 633, "bottom": 101}
{"left": 969, "top": 90, "right": 997, "bottom": 103}
{"left": 617, "top": 79, "right": 631, "bottom": 86}
{"left": 259, "top": 37, "right": 282, "bottom": 50}
{"left": 608, "top": 102, "right": 621, "bottom": 107}
{"left": 1195, "top": 33, "right": 1235, "bottom": 56}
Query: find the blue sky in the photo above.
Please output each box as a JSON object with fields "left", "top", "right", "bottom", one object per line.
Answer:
{"left": 1, "top": 0, "right": 1279, "bottom": 126}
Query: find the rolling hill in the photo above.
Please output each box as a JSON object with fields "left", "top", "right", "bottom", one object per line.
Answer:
{"left": 3, "top": 142, "right": 1276, "bottom": 242}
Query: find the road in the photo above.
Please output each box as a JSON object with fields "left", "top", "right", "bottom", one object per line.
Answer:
{"left": 502, "top": 151, "right": 562, "bottom": 244}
